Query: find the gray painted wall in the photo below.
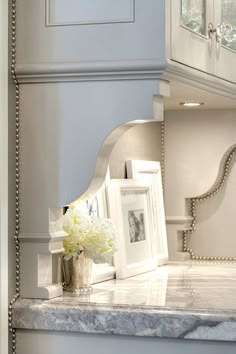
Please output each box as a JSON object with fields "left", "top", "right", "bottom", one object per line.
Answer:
{"left": 16, "top": 0, "right": 165, "bottom": 67}
{"left": 109, "top": 121, "right": 162, "bottom": 178}
{"left": 17, "top": 330, "right": 236, "bottom": 354}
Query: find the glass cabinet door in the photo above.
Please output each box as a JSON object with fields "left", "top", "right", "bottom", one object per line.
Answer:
{"left": 170, "top": 0, "right": 236, "bottom": 84}
{"left": 181, "top": 0, "right": 207, "bottom": 36}
{"left": 221, "top": 0, "right": 236, "bottom": 52}
{"left": 171, "top": 0, "right": 214, "bottom": 74}
{"left": 214, "top": 0, "right": 236, "bottom": 83}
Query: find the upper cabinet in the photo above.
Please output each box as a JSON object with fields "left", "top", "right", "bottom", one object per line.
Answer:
{"left": 171, "top": 0, "right": 214, "bottom": 75}
{"left": 16, "top": 0, "right": 236, "bottom": 98}
{"left": 170, "top": 0, "right": 236, "bottom": 84}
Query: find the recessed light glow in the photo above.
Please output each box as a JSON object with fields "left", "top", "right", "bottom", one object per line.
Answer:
{"left": 180, "top": 101, "right": 204, "bottom": 107}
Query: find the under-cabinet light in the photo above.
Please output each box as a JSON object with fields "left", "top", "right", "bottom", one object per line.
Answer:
{"left": 180, "top": 101, "right": 204, "bottom": 107}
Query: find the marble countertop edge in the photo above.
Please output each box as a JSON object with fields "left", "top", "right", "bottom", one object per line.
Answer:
{"left": 13, "top": 298, "right": 236, "bottom": 318}
{"left": 12, "top": 298, "right": 236, "bottom": 342}
{"left": 12, "top": 265, "right": 236, "bottom": 342}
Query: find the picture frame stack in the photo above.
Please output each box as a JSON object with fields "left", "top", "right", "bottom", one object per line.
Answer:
{"left": 126, "top": 160, "right": 168, "bottom": 265}
{"left": 74, "top": 160, "right": 168, "bottom": 282}
{"left": 107, "top": 160, "right": 168, "bottom": 279}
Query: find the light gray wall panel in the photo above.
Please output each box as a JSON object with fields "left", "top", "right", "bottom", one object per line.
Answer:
{"left": 46, "top": 0, "right": 134, "bottom": 26}
{"left": 17, "top": 330, "right": 236, "bottom": 354}
{"left": 17, "top": 0, "right": 165, "bottom": 65}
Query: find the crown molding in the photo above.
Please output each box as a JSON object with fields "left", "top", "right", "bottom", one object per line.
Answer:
{"left": 16, "top": 58, "right": 236, "bottom": 103}
{"left": 15, "top": 59, "right": 167, "bottom": 83}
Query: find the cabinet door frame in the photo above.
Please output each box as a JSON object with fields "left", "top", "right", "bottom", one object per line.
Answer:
{"left": 169, "top": 0, "right": 214, "bottom": 74}
{"left": 0, "top": 0, "right": 8, "bottom": 352}
{"left": 214, "top": 0, "right": 236, "bottom": 84}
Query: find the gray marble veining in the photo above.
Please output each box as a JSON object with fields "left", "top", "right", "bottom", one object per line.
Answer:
{"left": 13, "top": 264, "right": 236, "bottom": 341}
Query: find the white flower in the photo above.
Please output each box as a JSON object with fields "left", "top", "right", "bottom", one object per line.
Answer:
{"left": 62, "top": 207, "right": 117, "bottom": 263}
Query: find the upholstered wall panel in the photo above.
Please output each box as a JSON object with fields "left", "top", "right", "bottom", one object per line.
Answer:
{"left": 165, "top": 109, "right": 236, "bottom": 258}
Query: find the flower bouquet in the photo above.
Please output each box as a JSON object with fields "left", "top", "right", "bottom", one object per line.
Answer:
{"left": 60, "top": 207, "right": 116, "bottom": 293}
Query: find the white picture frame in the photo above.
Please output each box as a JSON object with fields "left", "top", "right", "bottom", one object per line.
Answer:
{"left": 107, "top": 179, "right": 159, "bottom": 279}
{"left": 89, "top": 170, "right": 116, "bottom": 284}
{"left": 126, "top": 160, "right": 168, "bottom": 265}
{"left": 91, "top": 181, "right": 116, "bottom": 284}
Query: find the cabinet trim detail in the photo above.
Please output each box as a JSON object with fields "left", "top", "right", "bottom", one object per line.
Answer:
{"left": 15, "top": 58, "right": 236, "bottom": 102}
{"left": 15, "top": 59, "right": 166, "bottom": 83}
{"left": 46, "top": 0, "right": 135, "bottom": 27}
{"left": 164, "top": 60, "right": 236, "bottom": 101}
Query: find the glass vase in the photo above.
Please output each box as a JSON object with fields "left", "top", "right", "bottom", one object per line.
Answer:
{"left": 62, "top": 252, "right": 93, "bottom": 293}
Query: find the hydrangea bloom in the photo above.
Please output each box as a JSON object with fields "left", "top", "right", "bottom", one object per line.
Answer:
{"left": 62, "top": 208, "right": 116, "bottom": 263}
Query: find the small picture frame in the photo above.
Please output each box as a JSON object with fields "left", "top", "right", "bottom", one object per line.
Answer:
{"left": 126, "top": 160, "right": 168, "bottom": 265}
{"left": 71, "top": 169, "right": 115, "bottom": 284}
{"left": 89, "top": 170, "right": 116, "bottom": 284}
{"left": 107, "top": 179, "right": 158, "bottom": 279}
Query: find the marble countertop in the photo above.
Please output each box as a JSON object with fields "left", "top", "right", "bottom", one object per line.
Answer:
{"left": 12, "top": 264, "right": 236, "bottom": 341}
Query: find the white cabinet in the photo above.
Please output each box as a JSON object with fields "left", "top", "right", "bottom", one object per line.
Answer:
{"left": 170, "top": 0, "right": 236, "bottom": 84}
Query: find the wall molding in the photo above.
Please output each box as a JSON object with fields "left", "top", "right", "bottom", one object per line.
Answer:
{"left": 165, "top": 217, "right": 192, "bottom": 262}
{"left": 16, "top": 58, "right": 236, "bottom": 104}
{"left": 46, "top": 0, "right": 135, "bottom": 27}
{"left": 166, "top": 216, "right": 194, "bottom": 225}
{"left": 19, "top": 232, "right": 65, "bottom": 243}
{"left": 15, "top": 59, "right": 167, "bottom": 83}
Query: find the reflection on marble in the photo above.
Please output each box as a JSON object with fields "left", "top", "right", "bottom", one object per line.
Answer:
{"left": 13, "top": 264, "right": 236, "bottom": 341}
